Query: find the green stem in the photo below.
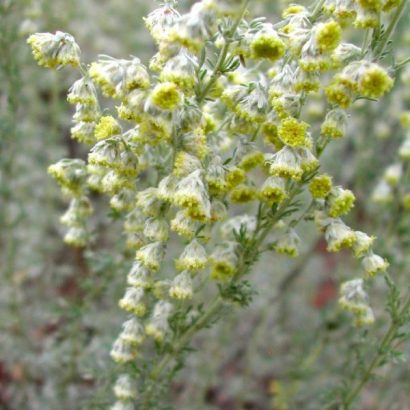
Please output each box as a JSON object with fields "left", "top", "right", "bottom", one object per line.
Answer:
{"left": 150, "top": 296, "right": 223, "bottom": 382}
{"left": 394, "top": 55, "right": 410, "bottom": 71}
{"left": 196, "top": 0, "right": 250, "bottom": 103}
{"left": 374, "top": 0, "right": 409, "bottom": 58}
{"left": 310, "top": 0, "right": 326, "bottom": 21}
{"left": 342, "top": 295, "right": 410, "bottom": 409}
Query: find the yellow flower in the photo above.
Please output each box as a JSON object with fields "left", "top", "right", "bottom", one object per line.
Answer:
{"left": 250, "top": 28, "right": 286, "bottom": 62}
{"left": 282, "top": 5, "right": 306, "bottom": 17}
{"left": 169, "top": 271, "right": 193, "bottom": 300}
{"left": 321, "top": 109, "right": 347, "bottom": 139}
{"left": 27, "top": 31, "right": 80, "bottom": 68}
{"left": 362, "top": 253, "right": 389, "bottom": 277}
{"left": 325, "top": 219, "right": 356, "bottom": 252}
{"left": 230, "top": 184, "right": 257, "bottom": 203}
{"left": 209, "top": 242, "right": 239, "bottom": 281}
{"left": 278, "top": 117, "right": 309, "bottom": 147}
{"left": 358, "top": 65, "right": 393, "bottom": 99}
{"left": 259, "top": 177, "right": 287, "bottom": 204}
{"left": 150, "top": 81, "right": 182, "bottom": 110}
{"left": 325, "top": 80, "right": 352, "bottom": 108}
{"left": 315, "top": 20, "right": 342, "bottom": 53}
{"left": 118, "top": 287, "right": 146, "bottom": 316}
{"left": 275, "top": 229, "right": 300, "bottom": 257}
{"left": 225, "top": 167, "right": 246, "bottom": 188}
{"left": 357, "top": 0, "right": 383, "bottom": 11}
{"left": 309, "top": 175, "right": 333, "bottom": 199}
{"left": 327, "top": 187, "right": 355, "bottom": 217}
{"left": 239, "top": 152, "right": 265, "bottom": 171}
{"left": 175, "top": 239, "right": 208, "bottom": 271}
{"left": 95, "top": 116, "right": 122, "bottom": 140}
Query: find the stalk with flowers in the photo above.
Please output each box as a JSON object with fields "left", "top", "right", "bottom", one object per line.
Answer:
{"left": 27, "top": 0, "right": 410, "bottom": 408}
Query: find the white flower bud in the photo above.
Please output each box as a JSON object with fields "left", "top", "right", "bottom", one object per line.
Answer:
{"left": 324, "top": 219, "right": 356, "bottom": 252}
{"left": 169, "top": 271, "right": 193, "bottom": 300}
{"left": 275, "top": 229, "right": 301, "bottom": 257}
{"left": 113, "top": 374, "right": 138, "bottom": 401}
{"left": 118, "top": 287, "right": 146, "bottom": 316}
{"left": 175, "top": 239, "right": 208, "bottom": 271}
{"left": 145, "top": 301, "right": 173, "bottom": 342}
{"left": 119, "top": 318, "right": 145, "bottom": 346}
{"left": 127, "top": 261, "right": 152, "bottom": 289}
{"left": 27, "top": 31, "right": 81, "bottom": 68}
{"left": 144, "top": 217, "right": 169, "bottom": 242}
{"left": 110, "top": 337, "right": 137, "bottom": 364}
{"left": 362, "top": 253, "right": 389, "bottom": 277}
{"left": 383, "top": 163, "right": 402, "bottom": 186}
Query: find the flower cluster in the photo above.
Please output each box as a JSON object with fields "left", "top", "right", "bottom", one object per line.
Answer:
{"left": 27, "top": 0, "right": 407, "bottom": 406}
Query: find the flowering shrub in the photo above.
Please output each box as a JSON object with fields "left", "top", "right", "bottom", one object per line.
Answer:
{"left": 25, "top": 0, "right": 410, "bottom": 408}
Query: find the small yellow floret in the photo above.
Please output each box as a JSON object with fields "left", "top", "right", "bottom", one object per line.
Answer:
{"left": 309, "top": 175, "right": 333, "bottom": 199}
{"left": 94, "top": 116, "right": 121, "bottom": 140}
{"left": 358, "top": 66, "right": 393, "bottom": 99}
{"left": 316, "top": 21, "right": 342, "bottom": 53}
{"left": 278, "top": 117, "right": 309, "bottom": 147}
{"left": 151, "top": 81, "right": 182, "bottom": 110}
{"left": 250, "top": 33, "right": 285, "bottom": 62}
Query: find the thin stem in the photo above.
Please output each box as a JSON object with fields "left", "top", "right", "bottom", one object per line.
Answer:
{"left": 361, "top": 29, "right": 371, "bottom": 57}
{"left": 342, "top": 295, "right": 410, "bottom": 409}
{"left": 394, "top": 55, "right": 410, "bottom": 71}
{"left": 196, "top": 0, "right": 250, "bottom": 103}
{"left": 374, "top": 0, "right": 409, "bottom": 58}
{"left": 310, "top": 0, "right": 326, "bottom": 21}
{"left": 150, "top": 296, "right": 223, "bottom": 382}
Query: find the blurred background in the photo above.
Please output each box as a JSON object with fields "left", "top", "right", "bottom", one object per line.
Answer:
{"left": 1, "top": 0, "right": 409, "bottom": 409}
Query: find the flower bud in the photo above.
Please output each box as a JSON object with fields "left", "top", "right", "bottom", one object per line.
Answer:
{"left": 353, "top": 231, "right": 375, "bottom": 258}
{"left": 67, "top": 77, "right": 98, "bottom": 105}
{"left": 169, "top": 271, "right": 193, "bottom": 300}
{"left": 327, "top": 186, "right": 355, "bottom": 217}
{"left": 174, "top": 170, "right": 211, "bottom": 221}
{"left": 144, "top": 217, "right": 169, "bottom": 242}
{"left": 48, "top": 158, "right": 87, "bottom": 193}
{"left": 64, "top": 226, "right": 88, "bottom": 247}
{"left": 250, "top": 24, "right": 285, "bottom": 62}
{"left": 321, "top": 109, "right": 348, "bottom": 139}
{"left": 145, "top": 301, "right": 173, "bottom": 342}
{"left": 113, "top": 374, "right": 138, "bottom": 401}
{"left": 266, "top": 146, "right": 303, "bottom": 180}
{"left": 127, "top": 261, "right": 152, "bottom": 289}
{"left": 175, "top": 239, "right": 207, "bottom": 271}
{"left": 119, "top": 318, "right": 145, "bottom": 346}
{"left": 210, "top": 241, "right": 239, "bottom": 280}
{"left": 362, "top": 253, "right": 389, "bottom": 277}
{"left": 275, "top": 229, "right": 301, "bottom": 257}
{"left": 339, "top": 279, "right": 375, "bottom": 326}
{"left": 95, "top": 116, "right": 122, "bottom": 140}
{"left": 27, "top": 31, "right": 81, "bottom": 68}
{"left": 118, "top": 287, "right": 146, "bottom": 316}
{"left": 309, "top": 174, "right": 332, "bottom": 199}
{"left": 136, "top": 241, "right": 165, "bottom": 271}
{"left": 110, "top": 337, "right": 137, "bottom": 364}
{"left": 324, "top": 219, "right": 356, "bottom": 252}
{"left": 150, "top": 81, "right": 182, "bottom": 111}
{"left": 136, "top": 188, "right": 164, "bottom": 217}
{"left": 383, "top": 163, "right": 402, "bottom": 186}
